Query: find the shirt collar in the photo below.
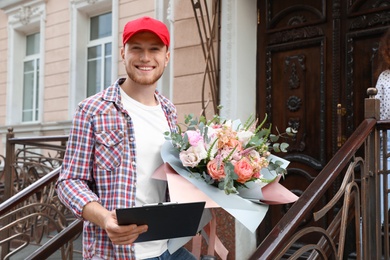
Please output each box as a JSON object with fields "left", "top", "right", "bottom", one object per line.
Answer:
{"left": 100, "top": 78, "right": 175, "bottom": 115}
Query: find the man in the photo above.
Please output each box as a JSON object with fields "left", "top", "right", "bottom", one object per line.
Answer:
{"left": 57, "top": 16, "right": 196, "bottom": 260}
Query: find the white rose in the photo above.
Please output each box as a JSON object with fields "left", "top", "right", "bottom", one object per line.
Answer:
{"left": 179, "top": 143, "right": 207, "bottom": 167}
{"left": 237, "top": 130, "right": 254, "bottom": 146}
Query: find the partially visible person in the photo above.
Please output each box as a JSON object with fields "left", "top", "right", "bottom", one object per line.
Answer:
{"left": 56, "top": 16, "right": 196, "bottom": 260}
{"left": 375, "top": 27, "right": 390, "bottom": 226}
{"left": 376, "top": 28, "right": 390, "bottom": 120}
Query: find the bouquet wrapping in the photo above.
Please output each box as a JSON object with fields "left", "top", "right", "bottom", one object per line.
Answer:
{"left": 155, "top": 114, "right": 298, "bottom": 232}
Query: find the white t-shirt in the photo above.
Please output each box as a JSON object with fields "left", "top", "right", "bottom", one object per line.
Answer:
{"left": 120, "top": 88, "right": 170, "bottom": 259}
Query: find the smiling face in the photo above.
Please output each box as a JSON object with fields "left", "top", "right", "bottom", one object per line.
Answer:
{"left": 121, "top": 31, "right": 170, "bottom": 87}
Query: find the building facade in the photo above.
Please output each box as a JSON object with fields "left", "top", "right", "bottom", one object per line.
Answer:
{"left": 0, "top": 0, "right": 258, "bottom": 258}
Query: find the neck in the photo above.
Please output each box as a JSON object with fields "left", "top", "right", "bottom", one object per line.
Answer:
{"left": 121, "top": 79, "right": 158, "bottom": 106}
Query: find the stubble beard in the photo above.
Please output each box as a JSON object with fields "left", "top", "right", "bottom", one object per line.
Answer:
{"left": 128, "top": 69, "right": 164, "bottom": 86}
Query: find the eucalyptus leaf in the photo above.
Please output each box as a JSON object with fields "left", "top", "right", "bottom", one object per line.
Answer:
{"left": 273, "top": 143, "right": 281, "bottom": 152}
{"left": 280, "top": 143, "right": 289, "bottom": 152}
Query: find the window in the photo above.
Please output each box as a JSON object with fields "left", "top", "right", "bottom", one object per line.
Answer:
{"left": 87, "top": 12, "right": 112, "bottom": 97}
{"left": 70, "top": 0, "right": 116, "bottom": 112}
{"left": 3, "top": 1, "right": 45, "bottom": 126}
{"left": 22, "top": 33, "right": 40, "bottom": 122}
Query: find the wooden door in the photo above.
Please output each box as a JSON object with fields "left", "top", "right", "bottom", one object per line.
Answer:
{"left": 256, "top": 0, "right": 390, "bottom": 244}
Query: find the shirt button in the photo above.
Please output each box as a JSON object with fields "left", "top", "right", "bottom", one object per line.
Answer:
{"left": 132, "top": 161, "right": 136, "bottom": 166}
{"left": 130, "top": 137, "right": 134, "bottom": 142}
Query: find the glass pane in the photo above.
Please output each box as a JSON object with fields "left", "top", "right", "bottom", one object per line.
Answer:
{"left": 23, "top": 110, "right": 32, "bottom": 122}
{"left": 35, "top": 59, "right": 40, "bottom": 113}
{"left": 23, "top": 59, "right": 39, "bottom": 122}
{"left": 26, "top": 33, "right": 40, "bottom": 55}
{"left": 23, "top": 72, "right": 34, "bottom": 109}
{"left": 90, "top": 12, "right": 112, "bottom": 40}
{"left": 104, "top": 43, "right": 112, "bottom": 88}
{"left": 24, "top": 60, "right": 34, "bottom": 73}
{"left": 23, "top": 61, "right": 35, "bottom": 120}
{"left": 87, "top": 59, "right": 101, "bottom": 97}
{"left": 87, "top": 45, "right": 102, "bottom": 96}
{"left": 105, "top": 42, "right": 112, "bottom": 56}
{"left": 88, "top": 45, "right": 101, "bottom": 59}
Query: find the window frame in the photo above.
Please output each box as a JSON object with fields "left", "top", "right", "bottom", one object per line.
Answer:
{"left": 69, "top": 0, "right": 117, "bottom": 115}
{"left": 22, "top": 32, "right": 41, "bottom": 123}
{"left": 86, "top": 12, "right": 113, "bottom": 97}
{"left": 5, "top": 2, "right": 46, "bottom": 125}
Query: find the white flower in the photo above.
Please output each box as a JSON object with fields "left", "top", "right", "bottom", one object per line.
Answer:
{"left": 179, "top": 143, "right": 207, "bottom": 167}
{"left": 237, "top": 130, "right": 254, "bottom": 146}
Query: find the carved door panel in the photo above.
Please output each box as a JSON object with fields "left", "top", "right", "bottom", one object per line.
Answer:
{"left": 343, "top": 3, "right": 390, "bottom": 137}
{"left": 256, "top": 0, "right": 390, "bottom": 243}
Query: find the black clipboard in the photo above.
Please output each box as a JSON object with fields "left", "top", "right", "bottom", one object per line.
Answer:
{"left": 116, "top": 201, "right": 206, "bottom": 242}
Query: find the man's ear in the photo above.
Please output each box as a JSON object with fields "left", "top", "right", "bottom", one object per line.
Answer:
{"left": 120, "top": 46, "right": 125, "bottom": 60}
{"left": 165, "top": 50, "right": 170, "bottom": 67}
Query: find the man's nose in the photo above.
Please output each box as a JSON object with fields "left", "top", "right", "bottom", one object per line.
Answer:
{"left": 139, "top": 50, "right": 151, "bottom": 61}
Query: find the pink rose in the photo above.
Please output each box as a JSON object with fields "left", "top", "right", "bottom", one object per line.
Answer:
{"left": 185, "top": 130, "right": 203, "bottom": 146}
{"left": 234, "top": 157, "right": 254, "bottom": 183}
{"left": 207, "top": 159, "right": 225, "bottom": 180}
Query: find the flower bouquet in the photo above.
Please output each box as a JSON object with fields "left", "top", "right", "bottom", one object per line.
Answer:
{"left": 164, "top": 113, "right": 296, "bottom": 196}
{"left": 156, "top": 113, "right": 298, "bottom": 257}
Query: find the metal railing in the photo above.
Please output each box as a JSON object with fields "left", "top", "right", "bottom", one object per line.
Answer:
{"left": 0, "top": 168, "right": 82, "bottom": 259}
{"left": 0, "top": 131, "right": 80, "bottom": 259}
{"left": 250, "top": 89, "right": 388, "bottom": 259}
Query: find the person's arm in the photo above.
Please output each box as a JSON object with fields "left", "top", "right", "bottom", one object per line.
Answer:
{"left": 57, "top": 106, "right": 147, "bottom": 245}
{"left": 82, "top": 201, "right": 148, "bottom": 245}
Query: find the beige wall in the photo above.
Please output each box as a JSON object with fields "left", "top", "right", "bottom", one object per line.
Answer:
{"left": 173, "top": 0, "right": 216, "bottom": 122}
{"left": 44, "top": 0, "right": 70, "bottom": 123}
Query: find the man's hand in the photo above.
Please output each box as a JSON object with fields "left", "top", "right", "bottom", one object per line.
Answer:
{"left": 103, "top": 210, "right": 148, "bottom": 245}
{"left": 82, "top": 201, "right": 148, "bottom": 245}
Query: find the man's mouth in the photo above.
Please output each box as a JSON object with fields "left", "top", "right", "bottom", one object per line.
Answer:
{"left": 137, "top": 66, "right": 154, "bottom": 71}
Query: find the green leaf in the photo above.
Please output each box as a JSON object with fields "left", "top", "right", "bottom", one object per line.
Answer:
{"left": 273, "top": 143, "right": 281, "bottom": 152}
{"left": 221, "top": 162, "right": 238, "bottom": 194}
{"left": 280, "top": 143, "right": 289, "bottom": 152}
{"left": 269, "top": 134, "right": 279, "bottom": 142}
{"left": 286, "top": 127, "right": 298, "bottom": 136}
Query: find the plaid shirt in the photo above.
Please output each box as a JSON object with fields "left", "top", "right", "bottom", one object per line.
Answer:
{"left": 56, "top": 78, "right": 177, "bottom": 259}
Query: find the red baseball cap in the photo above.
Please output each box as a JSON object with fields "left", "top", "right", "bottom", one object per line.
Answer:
{"left": 122, "top": 16, "right": 170, "bottom": 47}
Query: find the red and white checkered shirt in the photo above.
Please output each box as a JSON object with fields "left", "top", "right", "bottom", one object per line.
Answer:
{"left": 56, "top": 78, "right": 177, "bottom": 259}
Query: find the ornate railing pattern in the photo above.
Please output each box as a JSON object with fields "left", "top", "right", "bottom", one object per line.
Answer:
{"left": 250, "top": 89, "right": 388, "bottom": 259}
{"left": 2, "top": 128, "right": 67, "bottom": 201}
{"left": 0, "top": 131, "right": 80, "bottom": 259}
